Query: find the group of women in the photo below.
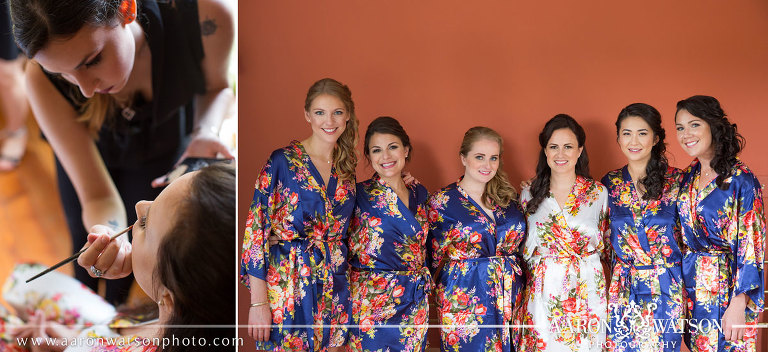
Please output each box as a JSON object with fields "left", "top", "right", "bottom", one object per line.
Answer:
{"left": 241, "top": 77, "right": 765, "bottom": 352}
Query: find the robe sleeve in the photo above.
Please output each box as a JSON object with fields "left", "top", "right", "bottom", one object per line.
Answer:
{"left": 598, "top": 185, "right": 612, "bottom": 263}
{"left": 239, "top": 153, "right": 282, "bottom": 289}
{"left": 426, "top": 192, "right": 449, "bottom": 277}
{"left": 732, "top": 175, "right": 766, "bottom": 312}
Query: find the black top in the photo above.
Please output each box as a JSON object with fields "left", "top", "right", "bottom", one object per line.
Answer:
{"left": 45, "top": 0, "right": 206, "bottom": 169}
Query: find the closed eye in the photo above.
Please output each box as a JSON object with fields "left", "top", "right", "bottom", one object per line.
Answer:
{"left": 85, "top": 53, "right": 102, "bottom": 68}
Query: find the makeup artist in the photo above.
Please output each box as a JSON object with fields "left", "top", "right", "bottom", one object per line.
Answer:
{"left": 9, "top": 0, "right": 234, "bottom": 305}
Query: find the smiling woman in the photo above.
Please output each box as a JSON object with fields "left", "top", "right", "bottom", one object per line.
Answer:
{"left": 240, "top": 78, "right": 358, "bottom": 351}
{"left": 9, "top": 0, "right": 235, "bottom": 306}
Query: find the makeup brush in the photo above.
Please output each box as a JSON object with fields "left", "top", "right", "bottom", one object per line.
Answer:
{"left": 25, "top": 225, "right": 133, "bottom": 283}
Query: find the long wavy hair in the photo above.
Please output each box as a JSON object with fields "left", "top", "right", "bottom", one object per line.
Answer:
{"left": 10, "top": 0, "right": 138, "bottom": 137}
{"left": 363, "top": 116, "right": 412, "bottom": 162}
{"left": 156, "top": 163, "right": 235, "bottom": 351}
{"left": 527, "top": 114, "right": 590, "bottom": 214}
{"left": 676, "top": 95, "right": 744, "bottom": 190}
{"left": 616, "top": 103, "right": 668, "bottom": 200}
{"left": 459, "top": 126, "right": 517, "bottom": 208}
{"left": 304, "top": 78, "right": 358, "bottom": 183}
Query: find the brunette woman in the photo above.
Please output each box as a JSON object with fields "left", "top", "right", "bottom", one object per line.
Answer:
{"left": 675, "top": 95, "right": 765, "bottom": 352}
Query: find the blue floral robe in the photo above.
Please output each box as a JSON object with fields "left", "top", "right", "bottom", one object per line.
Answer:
{"left": 240, "top": 140, "right": 355, "bottom": 351}
{"left": 602, "top": 166, "right": 685, "bottom": 352}
{"left": 678, "top": 158, "right": 765, "bottom": 352}
{"left": 427, "top": 181, "right": 526, "bottom": 352}
{"left": 347, "top": 174, "right": 431, "bottom": 352}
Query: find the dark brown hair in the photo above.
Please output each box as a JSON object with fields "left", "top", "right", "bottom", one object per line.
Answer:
{"left": 10, "top": 0, "right": 138, "bottom": 136}
{"left": 616, "top": 103, "right": 668, "bottom": 200}
{"left": 155, "top": 163, "right": 235, "bottom": 351}
{"left": 527, "top": 114, "right": 590, "bottom": 214}
{"left": 676, "top": 95, "right": 744, "bottom": 190}
{"left": 363, "top": 116, "right": 412, "bottom": 162}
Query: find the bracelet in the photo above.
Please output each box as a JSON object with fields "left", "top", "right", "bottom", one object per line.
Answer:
{"left": 250, "top": 301, "right": 268, "bottom": 308}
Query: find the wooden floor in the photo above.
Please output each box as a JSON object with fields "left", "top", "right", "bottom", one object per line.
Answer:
{"left": 0, "top": 120, "right": 71, "bottom": 310}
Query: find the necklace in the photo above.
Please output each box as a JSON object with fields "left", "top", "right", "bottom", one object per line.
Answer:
{"left": 115, "top": 95, "right": 136, "bottom": 121}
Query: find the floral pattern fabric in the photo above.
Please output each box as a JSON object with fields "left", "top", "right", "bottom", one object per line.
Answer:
{"left": 347, "top": 174, "right": 431, "bottom": 352}
{"left": 602, "top": 167, "right": 685, "bottom": 352}
{"left": 677, "top": 158, "right": 765, "bottom": 352}
{"left": 517, "top": 176, "right": 609, "bottom": 352}
{"left": 240, "top": 140, "right": 355, "bottom": 351}
{"left": 427, "top": 181, "right": 526, "bottom": 352}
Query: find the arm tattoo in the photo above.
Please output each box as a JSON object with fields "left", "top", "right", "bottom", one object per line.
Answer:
{"left": 201, "top": 16, "right": 218, "bottom": 36}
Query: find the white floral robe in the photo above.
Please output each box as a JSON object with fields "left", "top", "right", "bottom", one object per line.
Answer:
{"left": 517, "top": 176, "right": 610, "bottom": 352}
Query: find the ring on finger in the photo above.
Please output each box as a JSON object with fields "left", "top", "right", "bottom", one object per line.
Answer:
{"left": 90, "top": 265, "right": 103, "bottom": 278}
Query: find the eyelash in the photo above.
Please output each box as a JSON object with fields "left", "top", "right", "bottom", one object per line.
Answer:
{"left": 85, "top": 54, "right": 102, "bottom": 68}
{"left": 139, "top": 216, "right": 147, "bottom": 228}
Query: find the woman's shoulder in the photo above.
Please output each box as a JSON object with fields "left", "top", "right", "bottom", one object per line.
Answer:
{"left": 731, "top": 159, "right": 762, "bottom": 188}
{"left": 600, "top": 167, "right": 625, "bottom": 188}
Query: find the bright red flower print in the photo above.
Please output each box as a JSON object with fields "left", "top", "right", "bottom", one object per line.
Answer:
{"left": 469, "top": 232, "right": 482, "bottom": 243}
{"left": 338, "top": 311, "right": 349, "bottom": 324}
{"left": 266, "top": 266, "right": 279, "bottom": 286}
{"left": 428, "top": 209, "right": 440, "bottom": 222}
{"left": 695, "top": 335, "right": 710, "bottom": 351}
{"left": 457, "top": 292, "right": 470, "bottom": 306}
{"left": 369, "top": 216, "right": 382, "bottom": 227}
{"left": 300, "top": 264, "right": 310, "bottom": 277}
{"left": 288, "top": 336, "right": 304, "bottom": 350}
{"left": 563, "top": 297, "right": 577, "bottom": 314}
{"left": 414, "top": 309, "right": 427, "bottom": 325}
{"left": 258, "top": 171, "right": 270, "bottom": 190}
{"left": 392, "top": 285, "right": 405, "bottom": 298}
{"left": 446, "top": 331, "right": 459, "bottom": 346}
{"left": 273, "top": 308, "right": 284, "bottom": 324}
{"left": 494, "top": 339, "right": 503, "bottom": 352}
{"left": 334, "top": 185, "right": 348, "bottom": 201}
{"left": 289, "top": 192, "right": 299, "bottom": 205}
{"left": 245, "top": 211, "right": 254, "bottom": 228}
{"left": 661, "top": 245, "right": 672, "bottom": 257}
{"left": 474, "top": 304, "right": 487, "bottom": 316}
{"left": 374, "top": 277, "right": 388, "bottom": 290}
{"left": 360, "top": 317, "right": 374, "bottom": 332}
{"left": 536, "top": 338, "right": 547, "bottom": 350}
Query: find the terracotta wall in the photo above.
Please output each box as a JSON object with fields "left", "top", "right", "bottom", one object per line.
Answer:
{"left": 237, "top": 0, "right": 768, "bottom": 350}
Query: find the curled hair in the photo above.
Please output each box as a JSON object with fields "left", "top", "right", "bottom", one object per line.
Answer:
{"left": 676, "top": 95, "right": 744, "bottom": 190}
{"left": 363, "top": 116, "right": 412, "bottom": 162}
{"left": 10, "top": 0, "right": 137, "bottom": 137}
{"left": 304, "top": 78, "right": 358, "bottom": 182}
{"left": 460, "top": 126, "right": 517, "bottom": 208}
{"left": 155, "top": 163, "right": 235, "bottom": 351}
{"left": 527, "top": 114, "right": 590, "bottom": 214}
{"left": 616, "top": 103, "right": 668, "bottom": 200}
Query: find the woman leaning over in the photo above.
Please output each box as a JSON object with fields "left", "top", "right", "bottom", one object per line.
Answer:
{"left": 241, "top": 78, "right": 358, "bottom": 351}
{"left": 517, "top": 114, "right": 609, "bottom": 352}
{"left": 427, "top": 126, "right": 526, "bottom": 352}
{"left": 347, "top": 116, "right": 430, "bottom": 352}
{"left": 10, "top": 0, "right": 234, "bottom": 305}
{"left": 601, "top": 103, "right": 685, "bottom": 352}
{"left": 675, "top": 95, "right": 765, "bottom": 352}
